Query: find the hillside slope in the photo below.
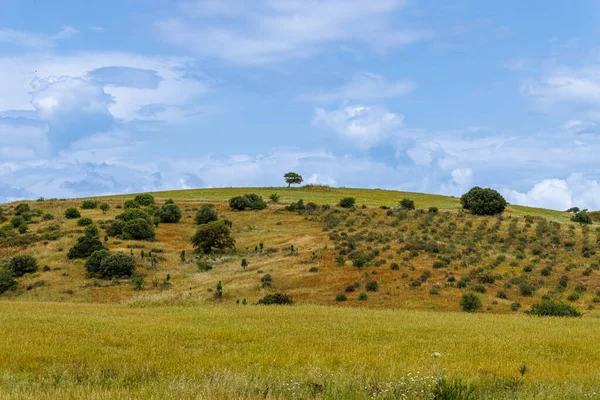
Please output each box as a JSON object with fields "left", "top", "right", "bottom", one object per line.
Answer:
{"left": 0, "top": 186, "right": 597, "bottom": 315}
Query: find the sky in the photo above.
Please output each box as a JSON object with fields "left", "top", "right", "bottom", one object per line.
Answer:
{"left": 1, "top": 0, "right": 600, "bottom": 210}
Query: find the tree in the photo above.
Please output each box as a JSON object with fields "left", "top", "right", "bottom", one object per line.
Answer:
{"left": 8, "top": 255, "right": 38, "bottom": 277}
{"left": 195, "top": 204, "right": 218, "bottom": 225}
{"left": 100, "top": 203, "right": 110, "bottom": 214}
{"left": 85, "top": 249, "right": 111, "bottom": 276}
{"left": 566, "top": 207, "right": 580, "bottom": 213}
{"left": 116, "top": 209, "right": 152, "bottom": 224}
{"left": 229, "top": 194, "right": 267, "bottom": 211}
{"left": 159, "top": 203, "right": 182, "bottom": 223}
{"left": 400, "top": 198, "right": 415, "bottom": 210}
{"left": 191, "top": 220, "right": 235, "bottom": 255}
{"left": 460, "top": 187, "right": 507, "bottom": 215}
{"left": 460, "top": 293, "right": 482, "bottom": 312}
{"left": 241, "top": 258, "right": 248, "bottom": 270}
{"left": 214, "top": 281, "right": 223, "bottom": 300}
{"left": 284, "top": 172, "right": 303, "bottom": 187}
{"left": 106, "top": 220, "right": 126, "bottom": 237}
{"left": 571, "top": 210, "right": 593, "bottom": 225}
{"left": 81, "top": 200, "right": 99, "bottom": 209}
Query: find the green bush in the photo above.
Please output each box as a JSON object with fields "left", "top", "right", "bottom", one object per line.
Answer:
{"left": 134, "top": 193, "right": 155, "bottom": 206}
{"left": 460, "top": 187, "right": 507, "bottom": 215}
{"left": 98, "top": 253, "right": 136, "bottom": 279}
{"left": 106, "top": 220, "right": 126, "bottom": 237}
{"left": 42, "top": 213, "right": 54, "bottom": 221}
{"left": 526, "top": 301, "right": 582, "bottom": 317}
{"left": 191, "top": 220, "right": 235, "bottom": 254}
{"left": 64, "top": 208, "right": 81, "bottom": 219}
{"left": 365, "top": 281, "right": 378, "bottom": 292}
{"left": 116, "top": 209, "right": 152, "bottom": 224}
{"left": 571, "top": 210, "right": 593, "bottom": 224}
{"left": 14, "top": 203, "right": 30, "bottom": 215}
{"left": 428, "top": 206, "right": 439, "bottom": 214}
{"left": 0, "top": 268, "right": 17, "bottom": 294}
{"left": 358, "top": 292, "right": 368, "bottom": 301}
{"left": 77, "top": 217, "right": 93, "bottom": 226}
{"left": 460, "top": 293, "right": 482, "bottom": 312}
{"left": 11, "top": 216, "right": 25, "bottom": 228}
{"left": 159, "top": 203, "right": 182, "bottom": 223}
{"left": 197, "top": 259, "right": 213, "bottom": 272}
{"left": 100, "top": 203, "right": 110, "bottom": 214}
{"left": 229, "top": 194, "right": 267, "bottom": 211}
{"left": 195, "top": 204, "right": 218, "bottom": 225}
{"left": 400, "top": 198, "right": 415, "bottom": 210}
{"left": 85, "top": 249, "right": 111, "bottom": 276}
{"left": 123, "top": 218, "right": 155, "bottom": 240}
{"left": 335, "top": 293, "right": 347, "bottom": 302}
{"left": 81, "top": 200, "right": 99, "bottom": 209}
{"left": 257, "top": 293, "right": 294, "bottom": 305}
{"left": 124, "top": 200, "right": 140, "bottom": 209}
{"left": 9, "top": 255, "right": 38, "bottom": 277}
{"left": 339, "top": 197, "right": 356, "bottom": 208}
{"left": 67, "top": 228, "right": 105, "bottom": 260}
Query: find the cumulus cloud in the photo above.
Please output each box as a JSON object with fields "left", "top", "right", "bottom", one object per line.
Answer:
{"left": 313, "top": 104, "right": 403, "bottom": 149}
{"left": 508, "top": 173, "right": 600, "bottom": 211}
{"left": 157, "top": 0, "right": 430, "bottom": 64}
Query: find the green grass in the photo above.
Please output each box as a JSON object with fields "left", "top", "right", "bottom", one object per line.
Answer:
{"left": 0, "top": 301, "right": 599, "bottom": 399}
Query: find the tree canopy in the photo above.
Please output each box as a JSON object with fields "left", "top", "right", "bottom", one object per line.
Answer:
{"left": 284, "top": 172, "right": 303, "bottom": 187}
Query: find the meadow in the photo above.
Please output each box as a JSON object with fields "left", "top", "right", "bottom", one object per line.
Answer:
{"left": 1, "top": 186, "right": 600, "bottom": 398}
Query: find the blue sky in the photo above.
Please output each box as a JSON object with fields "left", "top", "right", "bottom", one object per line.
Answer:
{"left": 1, "top": 0, "right": 600, "bottom": 210}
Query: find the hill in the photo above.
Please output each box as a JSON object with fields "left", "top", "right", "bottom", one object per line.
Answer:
{"left": 0, "top": 186, "right": 597, "bottom": 315}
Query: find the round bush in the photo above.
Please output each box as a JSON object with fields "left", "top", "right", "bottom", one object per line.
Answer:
{"left": 460, "top": 293, "right": 482, "bottom": 312}
{"left": 67, "top": 235, "right": 105, "bottom": 259}
{"left": 9, "top": 255, "right": 38, "bottom": 277}
{"left": 124, "top": 200, "right": 140, "bottom": 209}
{"left": 257, "top": 293, "right": 294, "bottom": 305}
{"left": 98, "top": 253, "right": 136, "bottom": 279}
{"left": 77, "top": 217, "right": 93, "bottom": 226}
{"left": 365, "top": 281, "right": 379, "bottom": 292}
{"left": 14, "top": 203, "right": 30, "bottom": 215}
{"left": 460, "top": 187, "right": 507, "bottom": 215}
{"left": 400, "top": 198, "right": 415, "bottom": 210}
{"left": 134, "top": 193, "right": 155, "bottom": 206}
{"left": 229, "top": 194, "right": 267, "bottom": 211}
{"left": 123, "top": 218, "right": 155, "bottom": 240}
{"left": 81, "top": 200, "right": 99, "bottom": 209}
{"left": 195, "top": 205, "right": 218, "bottom": 225}
{"left": 106, "top": 220, "right": 126, "bottom": 237}
{"left": 116, "top": 209, "right": 152, "bottom": 224}
{"left": 64, "top": 208, "right": 81, "bottom": 219}
{"left": 0, "top": 268, "right": 17, "bottom": 294}
{"left": 160, "top": 203, "right": 182, "bottom": 223}
{"left": 339, "top": 197, "right": 356, "bottom": 208}
{"left": 526, "top": 301, "right": 581, "bottom": 317}
{"left": 85, "top": 249, "right": 111, "bottom": 275}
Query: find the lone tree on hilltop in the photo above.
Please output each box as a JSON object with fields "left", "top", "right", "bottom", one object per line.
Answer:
{"left": 460, "top": 186, "right": 507, "bottom": 216}
{"left": 284, "top": 172, "right": 303, "bottom": 188}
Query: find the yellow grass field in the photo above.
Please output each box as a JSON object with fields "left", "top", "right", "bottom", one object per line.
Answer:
{"left": 0, "top": 301, "right": 599, "bottom": 399}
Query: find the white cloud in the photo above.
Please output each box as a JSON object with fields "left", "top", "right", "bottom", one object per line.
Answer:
{"left": 313, "top": 104, "right": 403, "bottom": 149}
{"left": 157, "top": 0, "right": 430, "bottom": 64}
{"left": 300, "top": 72, "right": 415, "bottom": 102}
{"left": 562, "top": 119, "right": 597, "bottom": 135}
{"left": 508, "top": 173, "right": 600, "bottom": 211}
{"left": 0, "top": 26, "right": 78, "bottom": 49}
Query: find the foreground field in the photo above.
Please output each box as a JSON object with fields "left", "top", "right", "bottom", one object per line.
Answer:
{"left": 0, "top": 301, "right": 598, "bottom": 399}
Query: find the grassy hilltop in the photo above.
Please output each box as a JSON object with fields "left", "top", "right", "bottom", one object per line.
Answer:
{"left": 1, "top": 186, "right": 600, "bottom": 398}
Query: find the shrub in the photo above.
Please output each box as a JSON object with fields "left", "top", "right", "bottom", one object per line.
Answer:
{"left": 124, "top": 200, "right": 140, "bottom": 209}
{"left": 519, "top": 281, "right": 535, "bottom": 296}
{"left": 229, "top": 194, "right": 267, "bottom": 211}
{"left": 9, "top": 255, "right": 38, "bottom": 277}
{"left": 14, "top": 203, "right": 30, "bottom": 215}
{"left": 67, "top": 228, "right": 105, "bottom": 260}
{"left": 345, "top": 285, "right": 355, "bottom": 293}
{"left": 106, "top": 220, "right": 126, "bottom": 237}
{"left": 335, "top": 293, "right": 347, "bottom": 302}
{"left": 358, "top": 292, "right": 368, "bottom": 301}
{"left": 269, "top": 193, "right": 280, "bottom": 203}
{"left": 432, "top": 378, "right": 476, "bottom": 400}
{"left": 42, "top": 213, "right": 54, "bottom": 221}
{"left": 257, "top": 293, "right": 294, "bottom": 305}
{"left": 134, "top": 193, "right": 155, "bottom": 206}
{"left": 473, "top": 284, "right": 486, "bottom": 293}
{"left": 400, "top": 198, "right": 415, "bottom": 210}
{"left": 98, "top": 253, "right": 136, "bottom": 279}
{"left": 567, "top": 292, "right": 580, "bottom": 302}
{"left": 261, "top": 274, "right": 273, "bottom": 289}
{"left": 191, "top": 220, "right": 235, "bottom": 255}
{"left": 10, "top": 216, "right": 24, "bottom": 228}
{"left": 571, "top": 210, "right": 593, "bottom": 224}
{"left": 85, "top": 249, "right": 111, "bottom": 276}
{"left": 195, "top": 204, "right": 218, "bottom": 225}
{"left": 0, "top": 268, "right": 17, "bottom": 294}
{"left": 428, "top": 206, "right": 439, "bottom": 214}
{"left": 64, "top": 208, "right": 81, "bottom": 219}
{"left": 116, "top": 209, "right": 152, "bottom": 224}
{"left": 159, "top": 203, "right": 182, "bottom": 223}
{"left": 460, "top": 187, "right": 507, "bottom": 215}
{"left": 339, "top": 197, "right": 356, "bottom": 208}
{"left": 77, "top": 217, "right": 93, "bottom": 227}
{"left": 365, "top": 281, "right": 378, "bottom": 292}
{"left": 197, "top": 259, "right": 213, "bottom": 272}
{"left": 123, "top": 218, "right": 155, "bottom": 240}
{"left": 81, "top": 200, "right": 99, "bottom": 209}
{"left": 460, "top": 293, "right": 482, "bottom": 312}
{"left": 526, "top": 301, "right": 582, "bottom": 317}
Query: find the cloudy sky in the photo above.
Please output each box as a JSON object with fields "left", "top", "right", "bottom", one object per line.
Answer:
{"left": 1, "top": 0, "right": 600, "bottom": 210}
